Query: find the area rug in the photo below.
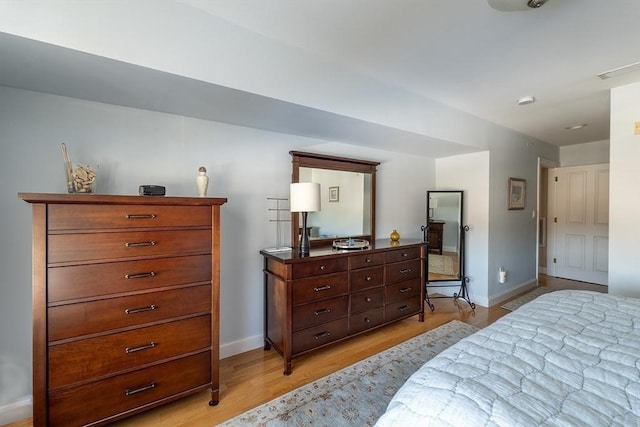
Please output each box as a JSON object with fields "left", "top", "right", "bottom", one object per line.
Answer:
{"left": 501, "top": 287, "right": 554, "bottom": 311}
{"left": 428, "top": 254, "right": 454, "bottom": 276}
{"left": 217, "top": 320, "right": 478, "bottom": 427}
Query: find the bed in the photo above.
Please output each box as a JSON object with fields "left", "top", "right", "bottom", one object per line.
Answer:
{"left": 375, "top": 290, "right": 640, "bottom": 426}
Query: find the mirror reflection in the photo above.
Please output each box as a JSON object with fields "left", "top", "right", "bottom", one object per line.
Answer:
{"left": 426, "top": 191, "right": 462, "bottom": 281}
{"left": 300, "top": 167, "right": 372, "bottom": 240}
{"left": 290, "top": 151, "right": 379, "bottom": 248}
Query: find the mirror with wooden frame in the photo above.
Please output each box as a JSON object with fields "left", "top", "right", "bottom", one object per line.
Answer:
{"left": 290, "top": 151, "right": 379, "bottom": 248}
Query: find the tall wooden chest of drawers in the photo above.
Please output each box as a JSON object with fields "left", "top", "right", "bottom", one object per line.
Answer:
{"left": 426, "top": 220, "right": 445, "bottom": 254}
{"left": 19, "top": 193, "right": 226, "bottom": 426}
{"left": 261, "top": 240, "right": 425, "bottom": 375}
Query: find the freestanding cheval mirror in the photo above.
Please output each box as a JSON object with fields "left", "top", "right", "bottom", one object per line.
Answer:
{"left": 290, "top": 151, "right": 379, "bottom": 249}
{"left": 423, "top": 190, "right": 475, "bottom": 310}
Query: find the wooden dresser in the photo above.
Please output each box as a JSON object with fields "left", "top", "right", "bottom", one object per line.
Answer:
{"left": 426, "top": 220, "right": 445, "bottom": 254}
{"left": 19, "top": 193, "right": 226, "bottom": 426}
{"left": 261, "top": 240, "right": 425, "bottom": 374}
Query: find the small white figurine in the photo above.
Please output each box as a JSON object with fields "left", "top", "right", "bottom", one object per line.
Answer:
{"left": 197, "top": 166, "right": 209, "bottom": 197}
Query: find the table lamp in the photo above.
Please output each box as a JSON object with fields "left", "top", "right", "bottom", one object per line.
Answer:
{"left": 290, "top": 182, "right": 321, "bottom": 255}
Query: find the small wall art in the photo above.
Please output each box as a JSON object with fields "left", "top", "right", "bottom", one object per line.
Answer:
{"left": 508, "top": 178, "right": 526, "bottom": 210}
{"left": 329, "top": 186, "right": 339, "bottom": 202}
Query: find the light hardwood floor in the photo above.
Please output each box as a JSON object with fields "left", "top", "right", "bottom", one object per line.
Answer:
{"left": 9, "top": 275, "right": 605, "bottom": 427}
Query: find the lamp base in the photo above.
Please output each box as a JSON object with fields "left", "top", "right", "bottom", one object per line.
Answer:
{"left": 299, "top": 211, "right": 310, "bottom": 256}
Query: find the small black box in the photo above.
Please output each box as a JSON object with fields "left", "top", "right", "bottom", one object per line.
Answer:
{"left": 139, "top": 185, "right": 166, "bottom": 196}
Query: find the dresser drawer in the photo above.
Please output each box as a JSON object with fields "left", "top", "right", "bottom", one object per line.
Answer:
{"left": 350, "top": 287, "right": 384, "bottom": 314}
{"left": 385, "top": 259, "right": 422, "bottom": 284}
{"left": 49, "top": 285, "right": 212, "bottom": 341}
{"left": 385, "top": 296, "right": 422, "bottom": 323}
{"left": 350, "top": 266, "right": 383, "bottom": 292}
{"left": 292, "top": 318, "right": 348, "bottom": 355}
{"left": 349, "top": 252, "right": 384, "bottom": 270}
{"left": 291, "top": 257, "right": 348, "bottom": 279}
{"left": 292, "top": 295, "right": 348, "bottom": 332}
{"left": 349, "top": 307, "right": 384, "bottom": 335}
{"left": 48, "top": 204, "right": 212, "bottom": 230}
{"left": 49, "top": 315, "right": 211, "bottom": 389}
{"left": 385, "top": 246, "right": 421, "bottom": 264}
{"left": 48, "top": 351, "right": 211, "bottom": 427}
{"left": 291, "top": 272, "right": 349, "bottom": 304}
{"left": 48, "top": 229, "right": 211, "bottom": 264}
{"left": 385, "top": 278, "right": 422, "bottom": 304}
{"left": 48, "top": 255, "right": 211, "bottom": 302}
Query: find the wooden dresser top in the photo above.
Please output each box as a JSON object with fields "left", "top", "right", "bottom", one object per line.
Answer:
{"left": 19, "top": 192, "right": 227, "bottom": 206}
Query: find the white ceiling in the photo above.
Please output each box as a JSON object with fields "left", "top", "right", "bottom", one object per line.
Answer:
{"left": 1, "top": 0, "right": 639, "bottom": 154}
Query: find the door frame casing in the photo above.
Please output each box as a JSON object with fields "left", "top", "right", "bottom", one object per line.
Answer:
{"left": 537, "top": 157, "right": 560, "bottom": 280}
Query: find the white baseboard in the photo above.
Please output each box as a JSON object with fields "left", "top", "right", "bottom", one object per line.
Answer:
{"left": 220, "top": 333, "right": 263, "bottom": 360}
{"left": 0, "top": 396, "right": 32, "bottom": 425}
{"left": 487, "top": 278, "right": 538, "bottom": 307}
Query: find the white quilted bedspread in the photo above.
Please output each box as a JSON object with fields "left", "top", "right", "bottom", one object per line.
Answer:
{"left": 375, "top": 290, "right": 640, "bottom": 426}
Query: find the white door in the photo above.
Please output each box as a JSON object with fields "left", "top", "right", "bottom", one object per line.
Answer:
{"left": 548, "top": 164, "right": 609, "bottom": 285}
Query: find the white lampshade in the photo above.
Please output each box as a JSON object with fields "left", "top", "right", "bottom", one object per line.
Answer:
{"left": 290, "top": 182, "right": 321, "bottom": 212}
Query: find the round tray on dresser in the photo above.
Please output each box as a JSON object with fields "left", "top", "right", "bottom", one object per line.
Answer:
{"left": 332, "top": 239, "right": 369, "bottom": 250}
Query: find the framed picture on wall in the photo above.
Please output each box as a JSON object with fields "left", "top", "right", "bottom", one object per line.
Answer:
{"left": 329, "top": 186, "right": 339, "bottom": 202}
{"left": 508, "top": 178, "right": 526, "bottom": 210}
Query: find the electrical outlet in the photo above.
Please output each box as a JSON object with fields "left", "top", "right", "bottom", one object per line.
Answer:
{"left": 635, "top": 121, "right": 640, "bottom": 135}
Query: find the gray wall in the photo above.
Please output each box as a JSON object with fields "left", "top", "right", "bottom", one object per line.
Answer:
{"left": 0, "top": 83, "right": 561, "bottom": 421}
{"left": 0, "top": 85, "right": 435, "bottom": 420}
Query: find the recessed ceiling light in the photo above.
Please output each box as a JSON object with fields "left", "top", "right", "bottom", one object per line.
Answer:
{"left": 597, "top": 61, "right": 640, "bottom": 80}
{"left": 565, "top": 124, "right": 587, "bottom": 130}
{"left": 517, "top": 96, "right": 535, "bottom": 106}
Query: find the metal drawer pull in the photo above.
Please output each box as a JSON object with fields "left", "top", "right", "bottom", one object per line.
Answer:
{"left": 319, "top": 265, "right": 326, "bottom": 270}
{"left": 125, "top": 241, "right": 157, "bottom": 247}
{"left": 365, "top": 258, "right": 372, "bottom": 263}
{"left": 402, "top": 253, "right": 409, "bottom": 257}
{"left": 365, "top": 297, "right": 372, "bottom": 302}
{"left": 364, "top": 317, "right": 371, "bottom": 323}
{"left": 125, "top": 342, "right": 157, "bottom": 354}
{"left": 125, "top": 382, "right": 156, "bottom": 396}
{"left": 313, "top": 331, "right": 331, "bottom": 340}
{"left": 366, "top": 276, "right": 372, "bottom": 281}
{"left": 398, "top": 305, "right": 410, "bottom": 312}
{"left": 400, "top": 287, "right": 412, "bottom": 293}
{"left": 125, "top": 214, "right": 157, "bottom": 219}
{"left": 314, "top": 308, "right": 331, "bottom": 316}
{"left": 314, "top": 285, "right": 331, "bottom": 292}
{"left": 124, "top": 271, "right": 156, "bottom": 280}
{"left": 399, "top": 268, "right": 412, "bottom": 274}
{"left": 124, "top": 305, "right": 157, "bottom": 315}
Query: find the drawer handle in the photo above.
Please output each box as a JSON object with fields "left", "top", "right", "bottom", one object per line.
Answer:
{"left": 124, "top": 304, "right": 157, "bottom": 315}
{"left": 125, "top": 342, "right": 157, "bottom": 354}
{"left": 365, "top": 258, "right": 372, "bottom": 263}
{"left": 400, "top": 287, "right": 412, "bottom": 293}
{"left": 125, "top": 382, "right": 156, "bottom": 396}
{"left": 399, "top": 268, "right": 412, "bottom": 274}
{"left": 365, "top": 276, "right": 372, "bottom": 281}
{"left": 125, "top": 241, "right": 157, "bottom": 247}
{"left": 402, "top": 252, "right": 409, "bottom": 257}
{"left": 124, "top": 271, "right": 156, "bottom": 280}
{"left": 313, "top": 331, "right": 331, "bottom": 340}
{"left": 126, "top": 214, "right": 157, "bottom": 219}
{"left": 365, "top": 317, "right": 371, "bottom": 323}
{"left": 314, "top": 285, "right": 331, "bottom": 292}
{"left": 314, "top": 308, "right": 332, "bottom": 316}
{"left": 398, "top": 305, "right": 410, "bottom": 312}
{"left": 319, "top": 265, "right": 326, "bottom": 271}
{"left": 365, "top": 297, "right": 372, "bottom": 302}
